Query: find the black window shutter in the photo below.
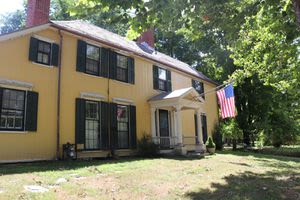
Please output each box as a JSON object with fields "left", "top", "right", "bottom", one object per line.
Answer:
{"left": 194, "top": 114, "right": 198, "bottom": 137}
{"left": 25, "top": 91, "right": 39, "bottom": 131}
{"left": 29, "top": 37, "right": 38, "bottom": 62}
{"left": 100, "top": 101, "right": 109, "bottom": 149}
{"left": 110, "top": 103, "right": 118, "bottom": 149}
{"left": 51, "top": 43, "right": 59, "bottom": 67}
{"left": 201, "top": 114, "right": 208, "bottom": 143}
{"left": 109, "top": 51, "right": 117, "bottom": 79}
{"left": 0, "top": 88, "right": 3, "bottom": 119}
{"left": 75, "top": 98, "right": 86, "bottom": 144}
{"left": 100, "top": 48, "right": 109, "bottom": 78}
{"left": 153, "top": 65, "right": 159, "bottom": 89}
{"left": 192, "top": 80, "right": 196, "bottom": 89}
{"left": 166, "top": 70, "right": 172, "bottom": 92}
{"left": 128, "top": 57, "right": 135, "bottom": 84}
{"left": 201, "top": 82, "right": 205, "bottom": 99}
{"left": 129, "top": 105, "right": 137, "bottom": 149}
{"left": 76, "top": 40, "right": 87, "bottom": 72}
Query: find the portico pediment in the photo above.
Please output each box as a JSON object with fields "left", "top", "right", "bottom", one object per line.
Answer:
{"left": 148, "top": 87, "right": 204, "bottom": 110}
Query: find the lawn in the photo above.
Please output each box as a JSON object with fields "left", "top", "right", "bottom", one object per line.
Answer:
{"left": 0, "top": 151, "right": 299, "bottom": 200}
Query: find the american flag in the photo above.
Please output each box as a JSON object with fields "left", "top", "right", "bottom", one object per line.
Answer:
{"left": 217, "top": 84, "right": 236, "bottom": 119}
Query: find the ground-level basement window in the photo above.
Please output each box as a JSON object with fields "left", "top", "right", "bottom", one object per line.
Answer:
{"left": 117, "top": 104, "right": 130, "bottom": 149}
{"left": 0, "top": 89, "right": 25, "bottom": 131}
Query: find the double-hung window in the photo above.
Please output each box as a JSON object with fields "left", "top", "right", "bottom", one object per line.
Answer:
{"left": 29, "top": 37, "right": 59, "bottom": 67}
{"left": 37, "top": 40, "right": 51, "bottom": 65}
{"left": 116, "top": 54, "right": 129, "bottom": 82}
{"left": 117, "top": 104, "right": 129, "bottom": 149}
{"left": 153, "top": 65, "right": 172, "bottom": 92}
{"left": 85, "top": 100, "right": 101, "bottom": 150}
{"left": 0, "top": 89, "right": 25, "bottom": 131}
{"left": 86, "top": 44, "right": 100, "bottom": 75}
{"left": 158, "top": 67, "right": 167, "bottom": 91}
{"left": 192, "top": 80, "right": 205, "bottom": 99}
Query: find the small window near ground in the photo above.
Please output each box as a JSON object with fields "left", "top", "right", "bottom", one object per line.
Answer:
{"left": 86, "top": 44, "right": 100, "bottom": 75}
{"left": 117, "top": 104, "right": 129, "bottom": 149}
{"left": 0, "top": 89, "right": 25, "bottom": 131}
{"left": 37, "top": 40, "right": 51, "bottom": 65}
{"left": 116, "top": 54, "right": 129, "bottom": 82}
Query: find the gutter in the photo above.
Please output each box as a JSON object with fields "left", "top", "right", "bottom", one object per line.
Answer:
{"left": 56, "top": 30, "right": 63, "bottom": 159}
{"left": 49, "top": 23, "right": 218, "bottom": 86}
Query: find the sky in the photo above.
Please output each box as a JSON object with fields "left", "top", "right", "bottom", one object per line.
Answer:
{"left": 0, "top": 0, "right": 24, "bottom": 15}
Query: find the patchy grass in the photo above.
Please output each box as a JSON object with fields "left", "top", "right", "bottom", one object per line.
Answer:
{"left": 0, "top": 152, "right": 299, "bottom": 200}
{"left": 249, "top": 145, "right": 300, "bottom": 158}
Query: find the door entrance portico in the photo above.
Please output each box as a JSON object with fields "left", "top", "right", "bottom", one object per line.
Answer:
{"left": 148, "top": 87, "right": 206, "bottom": 154}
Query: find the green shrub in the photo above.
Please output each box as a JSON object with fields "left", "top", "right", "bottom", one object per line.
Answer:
{"left": 212, "top": 123, "right": 223, "bottom": 150}
{"left": 206, "top": 137, "right": 216, "bottom": 148}
{"left": 137, "top": 134, "right": 159, "bottom": 157}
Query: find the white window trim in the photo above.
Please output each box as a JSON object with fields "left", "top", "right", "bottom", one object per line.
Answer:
{"left": 32, "top": 61, "right": 55, "bottom": 68}
{"left": 32, "top": 34, "right": 56, "bottom": 44}
{"left": 112, "top": 97, "right": 134, "bottom": 105}
{"left": 0, "top": 78, "right": 33, "bottom": 90}
{"left": 80, "top": 92, "right": 106, "bottom": 101}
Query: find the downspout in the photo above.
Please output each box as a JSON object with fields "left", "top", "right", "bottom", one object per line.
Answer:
{"left": 56, "top": 29, "right": 63, "bottom": 160}
{"left": 107, "top": 54, "right": 113, "bottom": 157}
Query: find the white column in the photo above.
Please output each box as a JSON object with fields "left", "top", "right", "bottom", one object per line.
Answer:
{"left": 195, "top": 108, "right": 206, "bottom": 153}
{"left": 150, "top": 107, "right": 156, "bottom": 139}
{"left": 196, "top": 109, "right": 204, "bottom": 145}
{"left": 174, "top": 105, "right": 183, "bottom": 145}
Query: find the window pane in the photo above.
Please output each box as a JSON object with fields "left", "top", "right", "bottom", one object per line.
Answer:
{"left": 42, "top": 54, "right": 49, "bottom": 64}
{"left": 37, "top": 53, "right": 43, "bottom": 63}
{"left": 0, "top": 116, "right": 6, "bottom": 128}
{"left": 0, "top": 89, "right": 25, "bottom": 130}
{"left": 158, "top": 80, "right": 166, "bottom": 91}
{"left": 86, "top": 45, "right": 100, "bottom": 60}
{"left": 43, "top": 43, "right": 51, "bottom": 53}
{"left": 7, "top": 117, "right": 14, "bottom": 128}
{"left": 117, "top": 105, "right": 128, "bottom": 122}
{"left": 15, "top": 117, "right": 23, "bottom": 128}
{"left": 118, "top": 132, "right": 129, "bottom": 149}
{"left": 117, "top": 55, "right": 128, "bottom": 69}
{"left": 116, "top": 67, "right": 127, "bottom": 82}
{"left": 158, "top": 68, "right": 167, "bottom": 80}
{"left": 86, "top": 59, "right": 99, "bottom": 75}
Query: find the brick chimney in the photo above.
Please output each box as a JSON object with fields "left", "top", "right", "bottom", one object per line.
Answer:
{"left": 26, "top": 0, "right": 50, "bottom": 27}
{"left": 137, "top": 28, "right": 155, "bottom": 48}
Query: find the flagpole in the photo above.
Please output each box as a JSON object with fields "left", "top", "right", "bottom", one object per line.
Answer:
{"left": 196, "top": 78, "right": 235, "bottom": 99}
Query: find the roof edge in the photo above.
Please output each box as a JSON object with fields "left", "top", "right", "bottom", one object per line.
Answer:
{"left": 50, "top": 21, "right": 218, "bottom": 86}
{"left": 0, "top": 23, "right": 51, "bottom": 42}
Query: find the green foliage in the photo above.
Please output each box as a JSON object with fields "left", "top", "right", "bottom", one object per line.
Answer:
{"left": 0, "top": 10, "right": 25, "bottom": 34}
{"left": 206, "top": 137, "right": 216, "bottom": 148}
{"left": 137, "top": 134, "right": 159, "bottom": 157}
{"left": 212, "top": 123, "right": 223, "bottom": 150}
{"left": 220, "top": 119, "right": 243, "bottom": 141}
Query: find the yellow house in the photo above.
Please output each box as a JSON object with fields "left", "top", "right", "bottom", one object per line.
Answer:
{"left": 0, "top": 0, "right": 219, "bottom": 163}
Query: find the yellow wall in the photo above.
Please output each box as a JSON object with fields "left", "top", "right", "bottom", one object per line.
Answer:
{"left": 0, "top": 27, "right": 219, "bottom": 161}
{"left": 0, "top": 29, "right": 59, "bottom": 161}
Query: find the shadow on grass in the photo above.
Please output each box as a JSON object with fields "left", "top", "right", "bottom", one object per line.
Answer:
{"left": 0, "top": 155, "right": 202, "bottom": 175}
{"left": 185, "top": 170, "right": 300, "bottom": 200}
{"left": 217, "top": 150, "right": 300, "bottom": 162}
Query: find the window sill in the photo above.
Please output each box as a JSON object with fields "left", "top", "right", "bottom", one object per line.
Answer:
{"left": 32, "top": 62, "right": 54, "bottom": 68}
{"left": 0, "top": 131, "right": 28, "bottom": 134}
{"left": 112, "top": 79, "right": 132, "bottom": 86}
